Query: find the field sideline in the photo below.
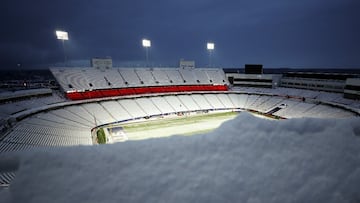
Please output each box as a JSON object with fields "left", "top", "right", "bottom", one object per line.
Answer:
{"left": 118, "top": 111, "right": 239, "bottom": 141}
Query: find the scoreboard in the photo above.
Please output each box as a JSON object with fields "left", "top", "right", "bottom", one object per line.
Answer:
{"left": 91, "top": 57, "right": 113, "bottom": 70}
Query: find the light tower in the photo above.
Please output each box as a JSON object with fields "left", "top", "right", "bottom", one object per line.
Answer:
{"left": 55, "top": 30, "right": 69, "bottom": 65}
{"left": 207, "top": 42, "right": 215, "bottom": 67}
{"left": 142, "top": 39, "right": 151, "bottom": 67}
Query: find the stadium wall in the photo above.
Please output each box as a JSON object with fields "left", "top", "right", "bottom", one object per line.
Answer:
{"left": 65, "top": 85, "right": 228, "bottom": 100}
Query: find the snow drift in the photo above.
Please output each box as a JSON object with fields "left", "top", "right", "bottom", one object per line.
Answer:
{"left": 5, "top": 113, "right": 360, "bottom": 203}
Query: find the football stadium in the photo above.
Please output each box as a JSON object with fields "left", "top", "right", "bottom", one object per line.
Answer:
{"left": 0, "top": 60, "right": 360, "bottom": 202}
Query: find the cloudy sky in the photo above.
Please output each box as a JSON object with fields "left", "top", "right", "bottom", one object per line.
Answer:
{"left": 0, "top": 0, "right": 359, "bottom": 69}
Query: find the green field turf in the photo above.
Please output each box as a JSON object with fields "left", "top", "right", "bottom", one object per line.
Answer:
{"left": 122, "top": 111, "right": 238, "bottom": 132}
{"left": 120, "top": 111, "right": 239, "bottom": 140}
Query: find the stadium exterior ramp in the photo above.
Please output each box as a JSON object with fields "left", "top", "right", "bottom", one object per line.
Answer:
{"left": 50, "top": 67, "right": 229, "bottom": 100}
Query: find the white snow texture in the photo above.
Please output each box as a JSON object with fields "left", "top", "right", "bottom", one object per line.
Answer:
{"left": 7, "top": 113, "right": 360, "bottom": 203}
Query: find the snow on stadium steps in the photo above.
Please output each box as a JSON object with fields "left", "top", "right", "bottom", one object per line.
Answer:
{"left": 3, "top": 113, "right": 360, "bottom": 203}
{"left": 50, "top": 67, "right": 229, "bottom": 100}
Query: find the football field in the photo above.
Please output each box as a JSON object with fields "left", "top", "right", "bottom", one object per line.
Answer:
{"left": 120, "top": 111, "right": 239, "bottom": 141}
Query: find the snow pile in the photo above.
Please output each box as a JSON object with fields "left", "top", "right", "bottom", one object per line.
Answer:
{"left": 6, "top": 113, "right": 360, "bottom": 203}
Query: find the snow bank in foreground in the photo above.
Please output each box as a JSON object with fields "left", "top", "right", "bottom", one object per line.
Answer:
{"left": 7, "top": 113, "right": 360, "bottom": 203}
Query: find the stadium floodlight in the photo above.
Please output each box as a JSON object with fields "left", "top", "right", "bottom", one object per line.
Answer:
{"left": 207, "top": 42, "right": 215, "bottom": 50}
{"left": 207, "top": 42, "right": 215, "bottom": 67}
{"left": 142, "top": 39, "right": 151, "bottom": 48}
{"left": 55, "top": 30, "right": 69, "bottom": 40}
{"left": 55, "top": 30, "right": 69, "bottom": 65}
{"left": 142, "top": 39, "right": 151, "bottom": 66}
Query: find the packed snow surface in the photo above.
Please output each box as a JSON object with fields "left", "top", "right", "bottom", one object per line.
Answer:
{"left": 5, "top": 113, "right": 360, "bottom": 202}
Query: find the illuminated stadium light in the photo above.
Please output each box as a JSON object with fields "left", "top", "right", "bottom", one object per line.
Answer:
{"left": 207, "top": 42, "right": 215, "bottom": 67}
{"left": 207, "top": 42, "right": 215, "bottom": 50}
{"left": 142, "top": 39, "right": 151, "bottom": 66}
{"left": 55, "top": 30, "right": 69, "bottom": 65}
{"left": 142, "top": 39, "right": 151, "bottom": 48}
{"left": 55, "top": 30, "right": 69, "bottom": 40}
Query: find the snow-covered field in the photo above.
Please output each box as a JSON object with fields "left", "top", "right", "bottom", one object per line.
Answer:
{"left": 2, "top": 112, "right": 360, "bottom": 203}
{"left": 121, "top": 112, "right": 238, "bottom": 140}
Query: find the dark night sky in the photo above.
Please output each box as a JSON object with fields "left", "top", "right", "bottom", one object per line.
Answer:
{"left": 1, "top": 0, "right": 359, "bottom": 69}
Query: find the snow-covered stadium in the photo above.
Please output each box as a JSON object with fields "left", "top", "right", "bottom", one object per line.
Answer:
{"left": 1, "top": 65, "right": 360, "bottom": 202}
